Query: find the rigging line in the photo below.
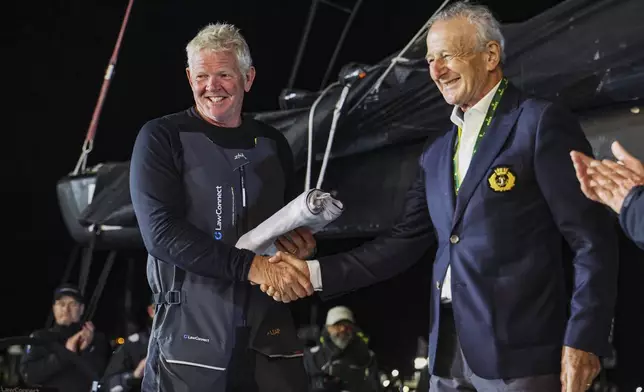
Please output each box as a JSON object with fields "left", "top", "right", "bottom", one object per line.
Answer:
{"left": 73, "top": 0, "right": 136, "bottom": 175}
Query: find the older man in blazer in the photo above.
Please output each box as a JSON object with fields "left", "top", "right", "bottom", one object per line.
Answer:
{"left": 265, "top": 2, "right": 618, "bottom": 391}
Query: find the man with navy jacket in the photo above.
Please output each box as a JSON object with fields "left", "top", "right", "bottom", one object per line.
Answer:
{"left": 263, "top": 2, "right": 619, "bottom": 391}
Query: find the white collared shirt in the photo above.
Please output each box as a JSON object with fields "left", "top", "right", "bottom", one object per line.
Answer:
{"left": 441, "top": 80, "right": 502, "bottom": 303}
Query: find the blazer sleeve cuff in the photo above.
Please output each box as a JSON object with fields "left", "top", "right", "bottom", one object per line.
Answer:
{"left": 619, "top": 185, "right": 644, "bottom": 240}
{"left": 564, "top": 323, "right": 612, "bottom": 358}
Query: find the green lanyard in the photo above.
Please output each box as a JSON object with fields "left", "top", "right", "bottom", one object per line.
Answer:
{"left": 453, "top": 77, "right": 509, "bottom": 193}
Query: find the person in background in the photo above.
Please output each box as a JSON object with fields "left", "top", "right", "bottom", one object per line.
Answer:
{"left": 101, "top": 297, "right": 156, "bottom": 392}
{"left": 304, "top": 306, "right": 380, "bottom": 392}
{"left": 20, "top": 284, "right": 110, "bottom": 392}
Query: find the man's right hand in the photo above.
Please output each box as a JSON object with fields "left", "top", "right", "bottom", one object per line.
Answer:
{"left": 65, "top": 331, "right": 83, "bottom": 352}
{"left": 248, "top": 254, "right": 313, "bottom": 302}
{"left": 259, "top": 252, "right": 311, "bottom": 302}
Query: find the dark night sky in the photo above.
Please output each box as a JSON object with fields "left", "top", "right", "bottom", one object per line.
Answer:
{"left": 4, "top": 0, "right": 567, "bottom": 374}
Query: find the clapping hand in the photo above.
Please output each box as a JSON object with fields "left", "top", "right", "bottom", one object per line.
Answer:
{"left": 64, "top": 321, "right": 95, "bottom": 352}
{"left": 65, "top": 330, "right": 83, "bottom": 352}
{"left": 78, "top": 321, "right": 95, "bottom": 351}
{"left": 571, "top": 141, "right": 644, "bottom": 213}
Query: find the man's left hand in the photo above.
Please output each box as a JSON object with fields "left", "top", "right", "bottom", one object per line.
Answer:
{"left": 560, "top": 346, "right": 601, "bottom": 392}
{"left": 275, "top": 227, "right": 316, "bottom": 259}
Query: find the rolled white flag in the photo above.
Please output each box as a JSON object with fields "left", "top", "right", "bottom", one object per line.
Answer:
{"left": 236, "top": 188, "right": 344, "bottom": 255}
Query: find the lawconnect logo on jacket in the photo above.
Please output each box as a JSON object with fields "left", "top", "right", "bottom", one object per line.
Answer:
{"left": 183, "top": 334, "right": 210, "bottom": 343}
{"left": 214, "top": 185, "right": 223, "bottom": 240}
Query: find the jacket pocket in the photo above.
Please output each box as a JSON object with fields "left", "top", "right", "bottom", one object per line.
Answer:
{"left": 158, "top": 350, "right": 228, "bottom": 392}
{"left": 247, "top": 287, "right": 304, "bottom": 359}
{"left": 155, "top": 273, "right": 237, "bottom": 372}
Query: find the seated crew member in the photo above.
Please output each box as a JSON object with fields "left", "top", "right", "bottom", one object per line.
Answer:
{"left": 304, "top": 306, "right": 380, "bottom": 392}
{"left": 20, "top": 284, "right": 110, "bottom": 392}
{"left": 101, "top": 296, "right": 156, "bottom": 392}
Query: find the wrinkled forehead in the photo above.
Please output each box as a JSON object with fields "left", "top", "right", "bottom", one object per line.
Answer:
{"left": 189, "top": 49, "right": 239, "bottom": 70}
{"left": 426, "top": 17, "right": 478, "bottom": 56}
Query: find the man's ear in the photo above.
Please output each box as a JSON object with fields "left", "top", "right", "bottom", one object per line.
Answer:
{"left": 485, "top": 41, "right": 502, "bottom": 71}
{"left": 80, "top": 303, "right": 85, "bottom": 316}
{"left": 186, "top": 67, "right": 192, "bottom": 84}
{"left": 244, "top": 66, "right": 256, "bottom": 92}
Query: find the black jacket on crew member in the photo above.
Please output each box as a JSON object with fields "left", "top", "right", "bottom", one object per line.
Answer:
{"left": 20, "top": 323, "right": 110, "bottom": 392}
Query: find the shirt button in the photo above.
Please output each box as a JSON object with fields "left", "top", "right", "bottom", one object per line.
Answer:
{"left": 450, "top": 235, "right": 460, "bottom": 244}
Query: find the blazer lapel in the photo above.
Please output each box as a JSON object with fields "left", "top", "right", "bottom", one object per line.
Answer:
{"left": 424, "top": 129, "right": 456, "bottom": 227}
{"left": 442, "top": 130, "right": 457, "bottom": 217}
{"left": 452, "top": 84, "right": 522, "bottom": 228}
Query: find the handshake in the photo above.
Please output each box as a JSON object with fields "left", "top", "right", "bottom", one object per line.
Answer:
{"left": 247, "top": 227, "right": 317, "bottom": 303}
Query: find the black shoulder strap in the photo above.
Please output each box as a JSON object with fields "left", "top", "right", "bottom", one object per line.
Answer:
{"left": 152, "top": 118, "right": 187, "bottom": 306}
{"left": 170, "top": 115, "right": 187, "bottom": 300}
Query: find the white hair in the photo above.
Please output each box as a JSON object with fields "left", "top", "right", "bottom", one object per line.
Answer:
{"left": 428, "top": 1, "right": 506, "bottom": 63}
{"left": 186, "top": 23, "right": 253, "bottom": 79}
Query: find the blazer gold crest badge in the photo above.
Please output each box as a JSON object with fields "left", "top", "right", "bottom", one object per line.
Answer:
{"left": 488, "top": 167, "right": 516, "bottom": 192}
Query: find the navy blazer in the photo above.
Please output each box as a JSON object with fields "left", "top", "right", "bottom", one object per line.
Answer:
{"left": 318, "top": 83, "right": 619, "bottom": 379}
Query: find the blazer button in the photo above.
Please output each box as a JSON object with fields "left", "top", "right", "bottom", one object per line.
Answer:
{"left": 450, "top": 234, "right": 460, "bottom": 244}
{"left": 436, "top": 281, "right": 441, "bottom": 290}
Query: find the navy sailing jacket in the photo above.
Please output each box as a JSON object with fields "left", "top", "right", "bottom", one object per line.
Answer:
{"left": 130, "top": 107, "right": 303, "bottom": 381}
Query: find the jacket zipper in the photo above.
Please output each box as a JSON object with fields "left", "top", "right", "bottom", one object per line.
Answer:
{"left": 231, "top": 186, "right": 236, "bottom": 230}
{"left": 237, "top": 164, "right": 251, "bottom": 328}
{"left": 238, "top": 164, "right": 249, "bottom": 234}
